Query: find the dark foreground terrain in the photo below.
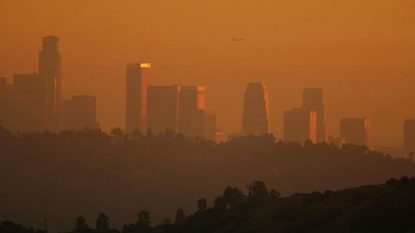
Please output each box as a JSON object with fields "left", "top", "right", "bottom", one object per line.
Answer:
{"left": 1, "top": 128, "right": 415, "bottom": 232}
{"left": 2, "top": 177, "right": 415, "bottom": 233}
{"left": 167, "top": 177, "right": 415, "bottom": 233}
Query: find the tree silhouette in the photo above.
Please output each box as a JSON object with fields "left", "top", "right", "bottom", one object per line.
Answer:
{"left": 110, "top": 127, "right": 123, "bottom": 138}
{"left": 74, "top": 216, "right": 92, "bottom": 233}
{"left": 76, "top": 217, "right": 87, "bottom": 229}
{"left": 248, "top": 180, "right": 269, "bottom": 202}
{"left": 96, "top": 213, "right": 109, "bottom": 232}
{"left": 197, "top": 198, "right": 207, "bottom": 212}
{"left": 223, "top": 186, "right": 244, "bottom": 208}
{"left": 270, "top": 189, "right": 281, "bottom": 199}
{"left": 214, "top": 196, "right": 227, "bottom": 211}
{"left": 137, "top": 210, "right": 151, "bottom": 227}
{"left": 131, "top": 129, "right": 143, "bottom": 139}
{"left": 175, "top": 209, "right": 186, "bottom": 224}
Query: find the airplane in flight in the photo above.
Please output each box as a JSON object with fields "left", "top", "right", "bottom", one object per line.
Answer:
{"left": 233, "top": 37, "right": 245, "bottom": 42}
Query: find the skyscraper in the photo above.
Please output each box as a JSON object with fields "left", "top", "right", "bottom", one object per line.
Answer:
{"left": 189, "top": 109, "right": 217, "bottom": 141}
{"left": 178, "top": 86, "right": 206, "bottom": 136}
{"left": 13, "top": 74, "right": 45, "bottom": 133}
{"left": 39, "top": 35, "right": 62, "bottom": 132}
{"left": 302, "top": 88, "right": 327, "bottom": 143}
{"left": 63, "top": 95, "right": 99, "bottom": 130}
{"left": 242, "top": 82, "right": 270, "bottom": 135}
{"left": 404, "top": 119, "right": 415, "bottom": 155}
{"left": 283, "top": 108, "right": 317, "bottom": 144}
{"left": 126, "top": 63, "right": 150, "bottom": 133}
{"left": 147, "top": 85, "right": 181, "bottom": 134}
{"left": 340, "top": 118, "right": 370, "bottom": 146}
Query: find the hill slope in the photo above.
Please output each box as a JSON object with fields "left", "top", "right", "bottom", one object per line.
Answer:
{"left": 169, "top": 177, "right": 415, "bottom": 233}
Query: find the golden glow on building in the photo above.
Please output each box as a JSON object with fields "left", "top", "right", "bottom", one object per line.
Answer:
{"left": 140, "top": 63, "right": 151, "bottom": 68}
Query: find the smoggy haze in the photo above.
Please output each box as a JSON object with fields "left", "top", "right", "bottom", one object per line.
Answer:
{"left": 1, "top": 0, "right": 414, "bottom": 146}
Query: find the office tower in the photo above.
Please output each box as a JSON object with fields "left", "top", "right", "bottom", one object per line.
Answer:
{"left": 283, "top": 108, "right": 317, "bottom": 144}
{"left": 203, "top": 110, "right": 217, "bottom": 141}
{"left": 340, "top": 118, "right": 370, "bottom": 146}
{"left": 404, "top": 119, "right": 415, "bottom": 155}
{"left": 190, "top": 109, "right": 217, "bottom": 141}
{"left": 13, "top": 74, "right": 45, "bottom": 133}
{"left": 242, "top": 82, "right": 270, "bottom": 135}
{"left": 178, "top": 86, "right": 206, "bottom": 136}
{"left": 0, "top": 77, "right": 14, "bottom": 130}
{"left": 39, "top": 35, "right": 62, "bottom": 132}
{"left": 147, "top": 85, "right": 181, "bottom": 134}
{"left": 302, "top": 88, "right": 327, "bottom": 143}
{"left": 126, "top": 63, "right": 150, "bottom": 133}
{"left": 63, "top": 95, "right": 99, "bottom": 131}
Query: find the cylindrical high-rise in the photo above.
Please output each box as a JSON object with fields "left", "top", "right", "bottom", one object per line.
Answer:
{"left": 242, "top": 83, "right": 270, "bottom": 135}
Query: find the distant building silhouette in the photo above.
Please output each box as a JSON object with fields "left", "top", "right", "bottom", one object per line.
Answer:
{"left": 126, "top": 63, "right": 150, "bottom": 133}
{"left": 13, "top": 74, "right": 45, "bottom": 133}
{"left": 340, "top": 118, "right": 369, "bottom": 146}
{"left": 147, "top": 85, "right": 181, "bottom": 134}
{"left": 242, "top": 83, "right": 270, "bottom": 135}
{"left": 0, "top": 77, "right": 14, "bottom": 130}
{"left": 63, "top": 95, "right": 99, "bottom": 130}
{"left": 39, "top": 35, "right": 62, "bottom": 132}
{"left": 404, "top": 119, "right": 415, "bottom": 156}
{"left": 178, "top": 86, "right": 206, "bottom": 136}
{"left": 190, "top": 109, "right": 217, "bottom": 141}
{"left": 283, "top": 108, "right": 317, "bottom": 144}
{"left": 302, "top": 88, "right": 327, "bottom": 143}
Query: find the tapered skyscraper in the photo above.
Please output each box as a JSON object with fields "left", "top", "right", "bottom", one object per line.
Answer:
{"left": 302, "top": 88, "right": 327, "bottom": 143}
{"left": 242, "top": 83, "right": 270, "bottom": 135}
{"left": 39, "top": 35, "right": 62, "bottom": 132}
{"left": 126, "top": 63, "right": 150, "bottom": 133}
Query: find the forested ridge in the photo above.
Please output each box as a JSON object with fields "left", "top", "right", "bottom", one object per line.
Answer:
{"left": 0, "top": 126, "right": 414, "bottom": 232}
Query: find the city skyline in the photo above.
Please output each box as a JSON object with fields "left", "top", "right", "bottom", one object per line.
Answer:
{"left": 1, "top": 41, "right": 415, "bottom": 147}
{"left": 1, "top": 0, "right": 414, "bottom": 147}
{"left": 0, "top": 36, "right": 414, "bottom": 147}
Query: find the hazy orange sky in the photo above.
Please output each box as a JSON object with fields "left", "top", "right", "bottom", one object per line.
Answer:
{"left": 1, "top": 0, "right": 414, "bottom": 146}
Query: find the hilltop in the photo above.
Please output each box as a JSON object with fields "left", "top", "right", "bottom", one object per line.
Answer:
{"left": 166, "top": 177, "right": 415, "bottom": 233}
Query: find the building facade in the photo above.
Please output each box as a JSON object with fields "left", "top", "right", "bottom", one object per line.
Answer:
{"left": 404, "top": 119, "right": 415, "bottom": 156}
{"left": 283, "top": 108, "right": 317, "bottom": 144}
{"left": 126, "top": 63, "right": 150, "bottom": 133}
{"left": 340, "top": 118, "right": 370, "bottom": 146}
{"left": 63, "top": 95, "right": 99, "bottom": 131}
{"left": 242, "top": 82, "right": 270, "bottom": 135}
{"left": 0, "top": 77, "right": 14, "bottom": 130}
{"left": 147, "top": 85, "right": 181, "bottom": 135}
{"left": 13, "top": 74, "right": 45, "bottom": 133}
{"left": 302, "top": 88, "right": 327, "bottom": 143}
{"left": 178, "top": 86, "right": 206, "bottom": 137}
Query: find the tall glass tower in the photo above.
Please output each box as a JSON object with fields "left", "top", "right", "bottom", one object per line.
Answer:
{"left": 242, "top": 83, "right": 270, "bottom": 135}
